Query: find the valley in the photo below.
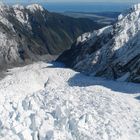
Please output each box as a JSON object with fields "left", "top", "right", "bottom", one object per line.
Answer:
{"left": 0, "top": 2, "right": 139, "bottom": 140}
{"left": 0, "top": 4, "right": 103, "bottom": 69}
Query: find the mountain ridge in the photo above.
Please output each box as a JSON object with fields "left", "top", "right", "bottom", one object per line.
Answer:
{"left": 57, "top": 3, "right": 140, "bottom": 83}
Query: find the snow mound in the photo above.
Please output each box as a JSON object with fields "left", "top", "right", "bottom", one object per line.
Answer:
{"left": 0, "top": 62, "right": 140, "bottom": 140}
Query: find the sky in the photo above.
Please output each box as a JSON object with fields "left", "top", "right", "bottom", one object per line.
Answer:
{"left": 47, "top": 0, "right": 139, "bottom": 3}
{"left": 2, "top": 0, "right": 140, "bottom": 4}
{"left": 1, "top": 0, "right": 137, "bottom": 13}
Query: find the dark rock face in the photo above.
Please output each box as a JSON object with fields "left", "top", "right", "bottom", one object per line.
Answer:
{"left": 57, "top": 4, "right": 140, "bottom": 83}
{"left": 0, "top": 4, "right": 103, "bottom": 68}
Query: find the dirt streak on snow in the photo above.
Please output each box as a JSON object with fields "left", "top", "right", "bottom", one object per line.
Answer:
{"left": 0, "top": 62, "right": 140, "bottom": 140}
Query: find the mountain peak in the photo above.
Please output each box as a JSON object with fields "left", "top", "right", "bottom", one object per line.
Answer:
{"left": 13, "top": 4, "right": 24, "bottom": 10}
{"left": 132, "top": 3, "right": 140, "bottom": 11}
{"left": 26, "top": 4, "right": 44, "bottom": 12}
{"left": 118, "top": 3, "right": 140, "bottom": 20}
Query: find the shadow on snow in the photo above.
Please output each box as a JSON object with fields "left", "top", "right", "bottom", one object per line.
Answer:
{"left": 68, "top": 73, "right": 140, "bottom": 94}
{"left": 46, "top": 61, "right": 140, "bottom": 95}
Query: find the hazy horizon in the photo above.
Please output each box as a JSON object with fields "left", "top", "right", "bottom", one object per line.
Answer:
{"left": 1, "top": 0, "right": 140, "bottom": 4}
{"left": 44, "top": 2, "right": 132, "bottom": 13}
{"left": 0, "top": 0, "right": 137, "bottom": 13}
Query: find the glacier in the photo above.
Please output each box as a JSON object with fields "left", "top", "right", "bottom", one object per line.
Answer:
{"left": 0, "top": 62, "right": 139, "bottom": 140}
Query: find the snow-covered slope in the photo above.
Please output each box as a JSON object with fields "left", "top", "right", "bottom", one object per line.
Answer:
{"left": 0, "top": 61, "right": 140, "bottom": 140}
{"left": 57, "top": 3, "right": 140, "bottom": 83}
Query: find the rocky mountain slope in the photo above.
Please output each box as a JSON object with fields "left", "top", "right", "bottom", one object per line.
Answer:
{"left": 0, "top": 3, "right": 102, "bottom": 69}
{"left": 58, "top": 4, "right": 140, "bottom": 83}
